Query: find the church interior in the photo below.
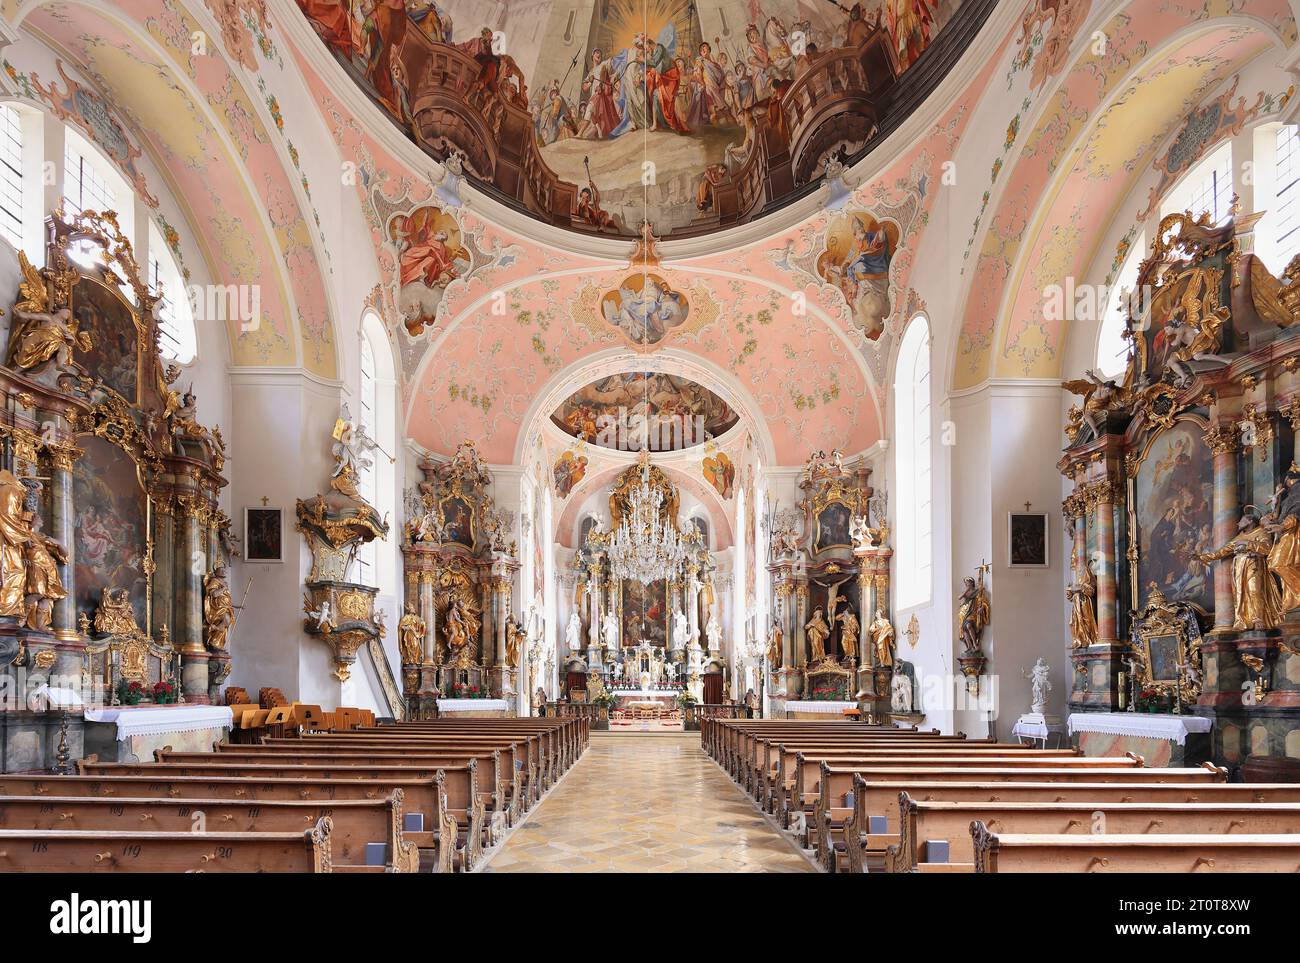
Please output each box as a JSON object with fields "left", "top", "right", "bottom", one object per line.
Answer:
{"left": 6, "top": 0, "right": 1300, "bottom": 886}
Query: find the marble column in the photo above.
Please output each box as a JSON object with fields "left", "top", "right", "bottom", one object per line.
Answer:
{"left": 419, "top": 572, "right": 436, "bottom": 662}
{"left": 494, "top": 578, "right": 509, "bottom": 664}
{"left": 151, "top": 499, "right": 175, "bottom": 641}
{"left": 856, "top": 570, "right": 872, "bottom": 670}
{"left": 47, "top": 443, "right": 78, "bottom": 640}
{"left": 1091, "top": 479, "right": 1120, "bottom": 644}
{"left": 794, "top": 583, "right": 809, "bottom": 668}
{"left": 1205, "top": 423, "right": 1240, "bottom": 631}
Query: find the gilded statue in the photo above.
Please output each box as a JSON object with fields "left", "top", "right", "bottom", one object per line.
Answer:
{"left": 1066, "top": 556, "right": 1098, "bottom": 648}
{"left": 804, "top": 607, "right": 830, "bottom": 661}
{"left": 505, "top": 617, "right": 524, "bottom": 668}
{"left": 836, "top": 607, "right": 860, "bottom": 660}
{"left": 398, "top": 602, "right": 426, "bottom": 665}
{"left": 0, "top": 471, "right": 30, "bottom": 620}
{"left": 956, "top": 570, "right": 991, "bottom": 654}
{"left": 6, "top": 254, "right": 91, "bottom": 375}
{"left": 93, "top": 587, "right": 139, "bottom": 635}
{"left": 203, "top": 566, "right": 235, "bottom": 650}
{"left": 23, "top": 516, "right": 68, "bottom": 633}
{"left": 766, "top": 619, "right": 782, "bottom": 668}
{"left": 1199, "top": 510, "right": 1282, "bottom": 631}
{"left": 443, "top": 594, "right": 480, "bottom": 668}
{"left": 1061, "top": 370, "right": 1133, "bottom": 440}
{"left": 1265, "top": 463, "right": 1300, "bottom": 613}
{"left": 868, "top": 609, "right": 894, "bottom": 667}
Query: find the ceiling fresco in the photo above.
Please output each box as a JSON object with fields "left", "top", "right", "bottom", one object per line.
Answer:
{"left": 550, "top": 372, "right": 740, "bottom": 451}
{"left": 292, "top": 0, "right": 983, "bottom": 238}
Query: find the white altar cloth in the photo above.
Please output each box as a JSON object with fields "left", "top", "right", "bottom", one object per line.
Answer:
{"left": 437, "top": 699, "right": 509, "bottom": 712}
{"left": 785, "top": 700, "right": 856, "bottom": 715}
{"left": 1067, "top": 712, "right": 1211, "bottom": 746}
{"left": 82, "top": 705, "right": 233, "bottom": 741}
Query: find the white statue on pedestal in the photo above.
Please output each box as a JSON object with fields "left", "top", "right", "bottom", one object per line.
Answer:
{"left": 525, "top": 594, "right": 543, "bottom": 644}
{"left": 602, "top": 611, "right": 619, "bottom": 649}
{"left": 706, "top": 613, "right": 721, "bottom": 652}
{"left": 890, "top": 671, "right": 913, "bottom": 714}
{"left": 688, "top": 669, "right": 703, "bottom": 703}
{"left": 671, "top": 608, "right": 689, "bottom": 650}
{"left": 565, "top": 611, "right": 582, "bottom": 651}
{"left": 664, "top": 660, "right": 677, "bottom": 684}
{"left": 1029, "top": 657, "right": 1052, "bottom": 715}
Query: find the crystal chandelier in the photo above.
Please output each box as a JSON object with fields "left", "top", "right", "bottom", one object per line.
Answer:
{"left": 607, "top": 453, "right": 689, "bottom": 585}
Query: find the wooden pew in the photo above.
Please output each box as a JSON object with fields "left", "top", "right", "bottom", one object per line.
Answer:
{"left": 831, "top": 767, "right": 1231, "bottom": 873}
{"left": 970, "top": 821, "right": 1300, "bottom": 873}
{"left": 0, "top": 817, "right": 334, "bottom": 872}
{"left": 79, "top": 758, "right": 489, "bottom": 870}
{"left": 889, "top": 793, "right": 1300, "bottom": 872}
{"left": 0, "top": 772, "right": 462, "bottom": 873}
{"left": 0, "top": 791, "right": 418, "bottom": 871}
{"left": 167, "top": 744, "right": 527, "bottom": 829}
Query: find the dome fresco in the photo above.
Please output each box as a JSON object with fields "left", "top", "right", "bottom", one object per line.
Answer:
{"left": 295, "top": 0, "right": 980, "bottom": 238}
{"left": 550, "top": 372, "right": 740, "bottom": 450}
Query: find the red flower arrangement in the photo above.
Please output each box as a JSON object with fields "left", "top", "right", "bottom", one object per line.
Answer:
{"left": 153, "top": 681, "right": 177, "bottom": 705}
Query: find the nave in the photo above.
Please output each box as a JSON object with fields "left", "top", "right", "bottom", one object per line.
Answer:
{"left": 482, "top": 733, "right": 812, "bottom": 873}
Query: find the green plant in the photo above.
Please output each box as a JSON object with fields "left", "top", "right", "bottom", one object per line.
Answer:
{"left": 117, "top": 679, "right": 145, "bottom": 706}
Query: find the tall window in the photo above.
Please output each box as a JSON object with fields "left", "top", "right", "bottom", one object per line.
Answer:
{"left": 1095, "top": 233, "right": 1145, "bottom": 377}
{"left": 1162, "top": 143, "right": 1232, "bottom": 224}
{"left": 894, "top": 316, "right": 932, "bottom": 609}
{"left": 1273, "top": 124, "right": 1300, "bottom": 268}
{"left": 354, "top": 332, "right": 379, "bottom": 585}
{"left": 63, "top": 132, "right": 121, "bottom": 267}
{"left": 0, "top": 105, "right": 23, "bottom": 250}
{"left": 148, "top": 223, "right": 197, "bottom": 363}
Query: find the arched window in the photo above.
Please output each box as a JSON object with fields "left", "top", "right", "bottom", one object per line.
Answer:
{"left": 1095, "top": 233, "right": 1145, "bottom": 377}
{"left": 63, "top": 129, "right": 127, "bottom": 267}
{"left": 1161, "top": 142, "right": 1232, "bottom": 224}
{"left": 354, "top": 311, "right": 397, "bottom": 592}
{"left": 1268, "top": 123, "right": 1300, "bottom": 270}
{"left": 148, "top": 222, "right": 196, "bottom": 364}
{"left": 0, "top": 105, "right": 24, "bottom": 250}
{"left": 894, "top": 316, "right": 932, "bottom": 610}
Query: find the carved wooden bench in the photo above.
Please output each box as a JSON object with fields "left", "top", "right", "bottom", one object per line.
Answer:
{"left": 0, "top": 791, "right": 418, "bottom": 871}
{"left": 970, "top": 822, "right": 1300, "bottom": 873}
{"left": 888, "top": 793, "right": 1300, "bottom": 872}
{"left": 0, "top": 817, "right": 334, "bottom": 872}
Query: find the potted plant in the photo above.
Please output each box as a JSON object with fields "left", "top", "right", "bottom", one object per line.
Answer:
{"left": 152, "top": 681, "right": 177, "bottom": 705}
{"left": 117, "top": 679, "right": 145, "bottom": 706}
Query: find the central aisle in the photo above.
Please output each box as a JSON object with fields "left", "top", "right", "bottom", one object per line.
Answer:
{"left": 481, "top": 733, "right": 814, "bottom": 873}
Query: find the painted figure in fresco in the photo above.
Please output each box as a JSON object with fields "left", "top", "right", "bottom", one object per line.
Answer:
{"left": 1200, "top": 510, "right": 1283, "bottom": 632}
{"left": 888, "top": 0, "right": 936, "bottom": 69}
{"left": 578, "top": 49, "right": 621, "bottom": 140}
{"left": 297, "top": 0, "right": 352, "bottom": 56}
{"left": 406, "top": 0, "right": 452, "bottom": 43}
{"left": 535, "top": 82, "right": 578, "bottom": 146}
{"left": 395, "top": 221, "right": 462, "bottom": 290}
{"left": 577, "top": 181, "right": 619, "bottom": 232}
{"left": 744, "top": 24, "right": 773, "bottom": 100}
{"left": 203, "top": 566, "right": 235, "bottom": 651}
{"left": 456, "top": 27, "right": 501, "bottom": 96}
{"left": 602, "top": 277, "right": 687, "bottom": 344}
{"left": 553, "top": 450, "right": 588, "bottom": 498}
{"left": 805, "top": 607, "right": 831, "bottom": 662}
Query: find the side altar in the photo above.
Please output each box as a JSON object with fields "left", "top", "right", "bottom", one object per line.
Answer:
{"left": 0, "top": 212, "right": 231, "bottom": 772}
{"left": 1060, "top": 209, "right": 1300, "bottom": 775}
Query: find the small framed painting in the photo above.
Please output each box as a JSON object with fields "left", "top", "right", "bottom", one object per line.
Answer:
{"left": 1008, "top": 512, "right": 1049, "bottom": 568}
{"left": 245, "top": 507, "right": 284, "bottom": 563}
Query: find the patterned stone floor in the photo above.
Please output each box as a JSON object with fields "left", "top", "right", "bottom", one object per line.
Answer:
{"left": 480, "top": 732, "right": 814, "bottom": 873}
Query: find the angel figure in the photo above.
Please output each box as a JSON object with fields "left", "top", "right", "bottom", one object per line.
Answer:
{"left": 1061, "top": 369, "right": 1133, "bottom": 439}
{"left": 331, "top": 402, "right": 380, "bottom": 488}
{"left": 304, "top": 596, "right": 334, "bottom": 634}
{"left": 1157, "top": 271, "right": 1230, "bottom": 386}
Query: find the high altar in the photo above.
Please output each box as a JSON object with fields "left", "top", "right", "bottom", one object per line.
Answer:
{"left": 567, "top": 453, "right": 724, "bottom": 701}
{"left": 1061, "top": 210, "right": 1300, "bottom": 775}
{"left": 0, "top": 212, "right": 231, "bottom": 772}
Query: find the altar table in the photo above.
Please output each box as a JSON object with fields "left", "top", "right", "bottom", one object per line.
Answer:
{"left": 783, "top": 700, "right": 857, "bottom": 720}
{"left": 437, "top": 698, "right": 511, "bottom": 718}
{"left": 82, "top": 705, "right": 234, "bottom": 764}
{"left": 1068, "top": 711, "right": 1212, "bottom": 767}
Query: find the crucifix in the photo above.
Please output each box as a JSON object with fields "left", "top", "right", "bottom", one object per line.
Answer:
{"left": 1023, "top": 501, "right": 1032, "bottom": 513}
{"left": 261, "top": 496, "right": 269, "bottom": 507}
